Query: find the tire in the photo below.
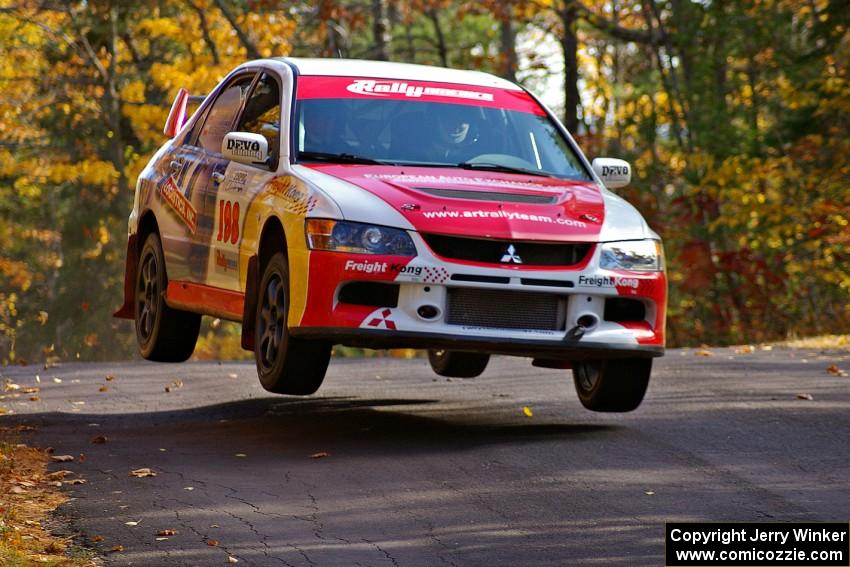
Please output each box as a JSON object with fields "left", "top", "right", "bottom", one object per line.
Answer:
{"left": 572, "top": 358, "right": 651, "bottom": 412}
{"left": 135, "top": 233, "right": 201, "bottom": 362}
{"left": 255, "top": 252, "right": 331, "bottom": 395}
{"left": 428, "top": 349, "right": 490, "bottom": 378}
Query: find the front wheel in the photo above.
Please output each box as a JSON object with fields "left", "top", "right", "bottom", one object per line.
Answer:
{"left": 572, "top": 358, "right": 651, "bottom": 412}
{"left": 255, "top": 252, "right": 331, "bottom": 395}
{"left": 428, "top": 349, "right": 490, "bottom": 378}
{"left": 135, "top": 233, "right": 201, "bottom": 362}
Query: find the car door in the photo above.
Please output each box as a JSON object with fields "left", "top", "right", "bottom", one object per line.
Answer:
{"left": 172, "top": 72, "right": 257, "bottom": 283}
{"left": 205, "top": 71, "right": 283, "bottom": 291}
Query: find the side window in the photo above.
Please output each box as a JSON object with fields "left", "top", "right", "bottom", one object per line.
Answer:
{"left": 196, "top": 75, "right": 255, "bottom": 152}
{"left": 237, "top": 73, "right": 281, "bottom": 168}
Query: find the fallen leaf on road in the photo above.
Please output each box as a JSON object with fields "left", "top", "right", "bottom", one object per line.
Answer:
{"left": 47, "top": 470, "right": 74, "bottom": 480}
{"left": 227, "top": 373, "right": 238, "bottom": 379}
{"left": 53, "top": 377, "right": 62, "bottom": 383}
{"left": 129, "top": 468, "right": 156, "bottom": 478}
{"left": 105, "top": 375, "right": 115, "bottom": 381}
{"left": 734, "top": 345, "right": 755, "bottom": 354}
{"left": 522, "top": 406, "right": 534, "bottom": 417}
{"left": 125, "top": 521, "right": 140, "bottom": 526}
{"left": 797, "top": 393, "right": 814, "bottom": 401}
{"left": 310, "top": 452, "right": 330, "bottom": 459}
{"left": 29, "top": 396, "right": 40, "bottom": 402}
{"left": 228, "top": 557, "right": 239, "bottom": 564}
{"left": 91, "top": 535, "right": 104, "bottom": 543}
{"left": 234, "top": 453, "right": 247, "bottom": 458}
{"left": 110, "top": 544, "right": 123, "bottom": 552}
{"left": 50, "top": 455, "right": 74, "bottom": 463}
{"left": 99, "top": 385, "right": 108, "bottom": 393}
{"left": 183, "top": 486, "right": 194, "bottom": 491}
{"left": 645, "top": 490, "right": 655, "bottom": 495}
{"left": 78, "top": 453, "right": 86, "bottom": 463}
{"left": 760, "top": 345, "right": 773, "bottom": 351}
{"left": 20, "top": 387, "right": 39, "bottom": 394}
{"left": 91, "top": 435, "right": 108, "bottom": 444}
{"left": 826, "top": 364, "right": 848, "bottom": 377}
{"left": 71, "top": 401, "right": 85, "bottom": 405}
{"left": 695, "top": 350, "right": 713, "bottom": 357}
{"left": 164, "top": 379, "right": 184, "bottom": 393}
{"left": 206, "top": 538, "right": 219, "bottom": 546}
{"left": 156, "top": 529, "right": 177, "bottom": 536}
{"left": 63, "top": 478, "right": 87, "bottom": 485}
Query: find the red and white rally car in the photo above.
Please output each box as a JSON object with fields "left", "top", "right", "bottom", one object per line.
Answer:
{"left": 116, "top": 58, "right": 666, "bottom": 412}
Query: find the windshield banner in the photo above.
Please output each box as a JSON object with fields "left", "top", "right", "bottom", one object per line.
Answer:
{"left": 296, "top": 76, "right": 546, "bottom": 115}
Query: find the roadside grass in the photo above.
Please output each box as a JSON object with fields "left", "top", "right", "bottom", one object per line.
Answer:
{"left": 769, "top": 334, "right": 850, "bottom": 350}
{"left": 0, "top": 435, "right": 97, "bottom": 566}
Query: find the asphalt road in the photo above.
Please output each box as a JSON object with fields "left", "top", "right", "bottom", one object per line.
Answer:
{"left": 2, "top": 347, "right": 850, "bottom": 566}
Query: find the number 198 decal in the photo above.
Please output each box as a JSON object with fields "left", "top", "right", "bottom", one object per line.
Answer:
{"left": 217, "top": 199, "right": 240, "bottom": 244}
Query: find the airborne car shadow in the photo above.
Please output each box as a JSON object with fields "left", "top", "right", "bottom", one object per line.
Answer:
{"left": 11, "top": 396, "right": 618, "bottom": 460}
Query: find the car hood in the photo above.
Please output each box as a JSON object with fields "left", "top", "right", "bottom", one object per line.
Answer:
{"left": 303, "top": 165, "right": 606, "bottom": 242}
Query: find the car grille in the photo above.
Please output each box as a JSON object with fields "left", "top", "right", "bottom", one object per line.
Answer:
{"left": 446, "top": 288, "right": 566, "bottom": 331}
{"left": 422, "top": 234, "right": 591, "bottom": 266}
{"left": 416, "top": 187, "right": 556, "bottom": 204}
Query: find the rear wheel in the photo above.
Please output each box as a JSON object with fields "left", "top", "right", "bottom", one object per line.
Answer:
{"left": 135, "top": 233, "right": 201, "bottom": 362}
{"left": 255, "top": 252, "right": 331, "bottom": 394}
{"left": 428, "top": 349, "right": 490, "bottom": 378}
{"left": 572, "top": 358, "right": 651, "bottom": 412}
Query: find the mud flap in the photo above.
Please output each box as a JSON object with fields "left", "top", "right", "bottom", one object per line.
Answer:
{"left": 113, "top": 234, "right": 138, "bottom": 320}
{"left": 240, "top": 255, "right": 259, "bottom": 351}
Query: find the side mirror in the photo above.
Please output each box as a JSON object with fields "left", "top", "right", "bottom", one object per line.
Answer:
{"left": 163, "top": 88, "right": 189, "bottom": 138}
{"left": 221, "top": 132, "right": 270, "bottom": 167}
{"left": 591, "top": 157, "right": 631, "bottom": 189}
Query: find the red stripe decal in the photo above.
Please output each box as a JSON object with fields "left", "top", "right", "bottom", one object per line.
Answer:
{"left": 166, "top": 281, "right": 244, "bottom": 321}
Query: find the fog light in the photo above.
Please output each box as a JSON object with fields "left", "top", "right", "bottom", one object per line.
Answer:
{"left": 417, "top": 305, "right": 440, "bottom": 320}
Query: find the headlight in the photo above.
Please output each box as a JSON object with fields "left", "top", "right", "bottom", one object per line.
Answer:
{"left": 305, "top": 219, "right": 416, "bottom": 256}
{"left": 600, "top": 239, "right": 664, "bottom": 272}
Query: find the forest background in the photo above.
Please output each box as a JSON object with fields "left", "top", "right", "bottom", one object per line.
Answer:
{"left": 0, "top": 0, "right": 848, "bottom": 364}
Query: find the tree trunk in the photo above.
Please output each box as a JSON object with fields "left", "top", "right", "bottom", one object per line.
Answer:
{"left": 212, "top": 0, "right": 261, "bottom": 59}
{"left": 427, "top": 9, "right": 448, "bottom": 67}
{"left": 560, "top": 2, "right": 580, "bottom": 133}
{"left": 372, "top": 0, "right": 391, "bottom": 60}
{"left": 498, "top": 2, "right": 518, "bottom": 81}
{"left": 106, "top": 2, "right": 127, "bottom": 197}
{"left": 187, "top": 0, "right": 220, "bottom": 64}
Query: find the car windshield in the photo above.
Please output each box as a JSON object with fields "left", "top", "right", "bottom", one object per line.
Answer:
{"left": 295, "top": 77, "right": 591, "bottom": 181}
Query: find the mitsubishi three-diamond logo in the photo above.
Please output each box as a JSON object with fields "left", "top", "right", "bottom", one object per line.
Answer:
{"left": 500, "top": 244, "right": 523, "bottom": 264}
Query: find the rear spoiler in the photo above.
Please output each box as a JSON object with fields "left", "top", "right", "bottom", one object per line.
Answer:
{"left": 163, "top": 89, "right": 206, "bottom": 138}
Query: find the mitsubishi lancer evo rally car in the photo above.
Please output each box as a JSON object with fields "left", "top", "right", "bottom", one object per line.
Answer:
{"left": 115, "top": 58, "right": 667, "bottom": 412}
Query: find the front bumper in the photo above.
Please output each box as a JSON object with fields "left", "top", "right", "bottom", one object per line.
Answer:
{"left": 291, "top": 234, "right": 667, "bottom": 358}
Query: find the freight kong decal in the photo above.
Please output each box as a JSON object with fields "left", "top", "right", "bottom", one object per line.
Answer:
{"left": 157, "top": 175, "right": 198, "bottom": 234}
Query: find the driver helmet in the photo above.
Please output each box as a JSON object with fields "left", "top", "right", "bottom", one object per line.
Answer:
{"left": 435, "top": 105, "right": 475, "bottom": 146}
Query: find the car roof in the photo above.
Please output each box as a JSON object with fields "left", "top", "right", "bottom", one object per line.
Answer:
{"left": 274, "top": 57, "right": 523, "bottom": 91}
